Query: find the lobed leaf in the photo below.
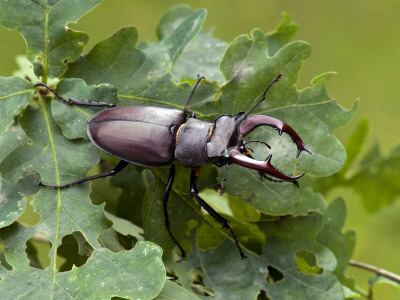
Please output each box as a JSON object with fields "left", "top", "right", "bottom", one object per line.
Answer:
{"left": 65, "top": 8, "right": 208, "bottom": 98}
{"left": 161, "top": 5, "right": 228, "bottom": 83}
{"left": 311, "top": 119, "right": 400, "bottom": 212}
{"left": 0, "top": 77, "right": 33, "bottom": 137}
{"left": 52, "top": 78, "right": 118, "bottom": 139}
{"left": 347, "top": 144, "right": 400, "bottom": 212}
{"left": 0, "top": 0, "right": 102, "bottom": 79}
{"left": 0, "top": 92, "right": 109, "bottom": 297}
{"left": 266, "top": 12, "right": 299, "bottom": 56}
{"left": 166, "top": 188, "right": 355, "bottom": 299}
{"left": 156, "top": 280, "right": 201, "bottom": 300}
{"left": 0, "top": 173, "right": 40, "bottom": 228}
{"left": 0, "top": 241, "right": 165, "bottom": 299}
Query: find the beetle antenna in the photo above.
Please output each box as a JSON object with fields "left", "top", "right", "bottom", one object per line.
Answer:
{"left": 246, "top": 73, "right": 283, "bottom": 116}
{"left": 184, "top": 75, "right": 205, "bottom": 117}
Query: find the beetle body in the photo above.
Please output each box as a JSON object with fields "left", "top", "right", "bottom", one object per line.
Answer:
{"left": 37, "top": 74, "right": 311, "bottom": 260}
{"left": 88, "top": 106, "right": 186, "bottom": 167}
{"left": 88, "top": 107, "right": 248, "bottom": 170}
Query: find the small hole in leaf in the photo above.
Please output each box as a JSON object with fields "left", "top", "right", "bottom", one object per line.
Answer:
{"left": 56, "top": 232, "right": 92, "bottom": 272}
{"left": 98, "top": 227, "right": 135, "bottom": 252}
{"left": 25, "top": 233, "right": 51, "bottom": 269}
{"left": 63, "top": 58, "right": 68, "bottom": 64}
{"left": 190, "top": 267, "right": 213, "bottom": 296}
{"left": 257, "top": 290, "right": 272, "bottom": 300}
{"left": 266, "top": 265, "right": 284, "bottom": 284}
{"left": 296, "top": 250, "right": 323, "bottom": 274}
{"left": 0, "top": 250, "right": 13, "bottom": 271}
{"left": 17, "top": 195, "right": 41, "bottom": 226}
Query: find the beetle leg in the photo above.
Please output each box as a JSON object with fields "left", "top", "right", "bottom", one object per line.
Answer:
{"left": 38, "top": 160, "right": 129, "bottom": 188}
{"left": 240, "top": 115, "right": 312, "bottom": 158}
{"left": 162, "top": 164, "right": 186, "bottom": 261}
{"left": 220, "top": 164, "right": 229, "bottom": 195}
{"left": 230, "top": 149, "right": 304, "bottom": 181}
{"left": 35, "top": 82, "right": 115, "bottom": 108}
{"left": 190, "top": 169, "right": 247, "bottom": 259}
{"left": 244, "top": 139, "right": 271, "bottom": 150}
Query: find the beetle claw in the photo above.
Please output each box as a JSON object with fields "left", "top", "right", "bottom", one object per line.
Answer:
{"left": 230, "top": 150, "right": 304, "bottom": 181}
{"left": 240, "top": 115, "right": 312, "bottom": 157}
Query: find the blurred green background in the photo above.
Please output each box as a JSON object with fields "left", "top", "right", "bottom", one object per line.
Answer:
{"left": 1, "top": 0, "right": 399, "bottom": 298}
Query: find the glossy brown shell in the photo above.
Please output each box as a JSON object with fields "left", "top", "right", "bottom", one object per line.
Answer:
{"left": 87, "top": 106, "right": 186, "bottom": 167}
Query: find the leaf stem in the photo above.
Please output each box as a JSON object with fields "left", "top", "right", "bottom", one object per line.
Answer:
{"left": 349, "top": 260, "right": 400, "bottom": 284}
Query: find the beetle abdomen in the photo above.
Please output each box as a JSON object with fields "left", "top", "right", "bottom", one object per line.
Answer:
{"left": 87, "top": 106, "right": 186, "bottom": 167}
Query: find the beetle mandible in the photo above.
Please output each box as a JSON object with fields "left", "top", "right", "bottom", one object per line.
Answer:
{"left": 36, "top": 74, "right": 311, "bottom": 260}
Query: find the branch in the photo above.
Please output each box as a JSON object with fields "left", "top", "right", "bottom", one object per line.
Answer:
{"left": 349, "top": 260, "right": 400, "bottom": 284}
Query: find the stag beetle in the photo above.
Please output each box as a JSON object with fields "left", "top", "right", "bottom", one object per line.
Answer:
{"left": 36, "top": 74, "right": 311, "bottom": 259}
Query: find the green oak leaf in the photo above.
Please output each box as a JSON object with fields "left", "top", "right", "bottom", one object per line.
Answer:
{"left": 218, "top": 30, "right": 357, "bottom": 176}
{"left": 0, "top": 0, "right": 102, "bottom": 79}
{"left": 338, "top": 120, "right": 400, "bottom": 211}
{"left": 0, "top": 96, "right": 109, "bottom": 296}
{"left": 216, "top": 28, "right": 356, "bottom": 214}
{"left": 310, "top": 119, "right": 400, "bottom": 212}
{"left": 221, "top": 164, "right": 300, "bottom": 215}
{"left": 317, "top": 197, "right": 356, "bottom": 290}
{"left": 51, "top": 78, "right": 118, "bottom": 139}
{"left": 64, "top": 7, "right": 219, "bottom": 117}
{"left": 103, "top": 211, "right": 144, "bottom": 241}
{"left": 0, "top": 123, "right": 27, "bottom": 161}
{"left": 160, "top": 5, "right": 227, "bottom": 83}
{"left": 174, "top": 213, "right": 343, "bottom": 299}
{"left": 339, "top": 118, "right": 370, "bottom": 176}
{"left": 295, "top": 188, "right": 356, "bottom": 291}
{"left": 0, "top": 77, "right": 33, "bottom": 137}
{"left": 0, "top": 99, "right": 99, "bottom": 185}
{"left": 172, "top": 29, "right": 228, "bottom": 84}
{"left": 0, "top": 4, "right": 359, "bottom": 299}
{"left": 163, "top": 187, "right": 355, "bottom": 299}
{"left": 64, "top": 9, "right": 356, "bottom": 217}
{"left": 266, "top": 12, "right": 299, "bottom": 56}
{"left": 0, "top": 172, "right": 40, "bottom": 229}
{"left": 64, "top": 8, "right": 207, "bottom": 97}
{"left": 143, "top": 166, "right": 198, "bottom": 263}
{"left": 0, "top": 241, "right": 165, "bottom": 299}
{"left": 369, "top": 275, "right": 400, "bottom": 296}
{"left": 156, "top": 280, "right": 201, "bottom": 300}
{"left": 347, "top": 143, "right": 400, "bottom": 212}
{"left": 0, "top": 124, "right": 36, "bottom": 228}
{"left": 198, "top": 216, "right": 343, "bottom": 300}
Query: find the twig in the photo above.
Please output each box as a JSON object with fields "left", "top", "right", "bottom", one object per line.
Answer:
{"left": 349, "top": 260, "right": 400, "bottom": 284}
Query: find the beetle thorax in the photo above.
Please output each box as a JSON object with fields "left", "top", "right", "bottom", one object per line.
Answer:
{"left": 174, "top": 118, "right": 214, "bottom": 168}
